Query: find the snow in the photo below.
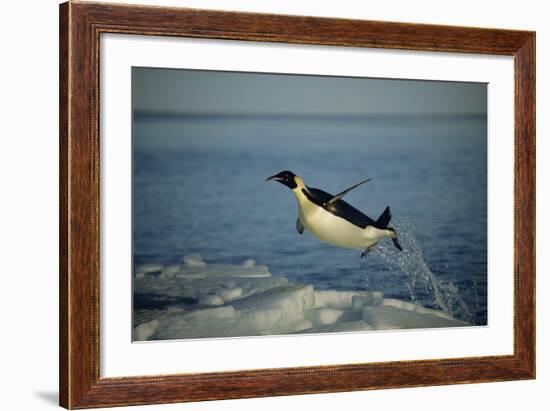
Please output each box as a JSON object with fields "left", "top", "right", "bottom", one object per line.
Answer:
{"left": 305, "top": 308, "right": 345, "bottom": 326}
{"left": 217, "top": 287, "right": 242, "bottom": 301}
{"left": 183, "top": 254, "right": 206, "bottom": 268}
{"left": 176, "top": 263, "right": 271, "bottom": 279}
{"left": 198, "top": 294, "right": 225, "bottom": 306}
{"left": 362, "top": 306, "right": 469, "bottom": 330}
{"left": 133, "top": 319, "right": 160, "bottom": 341}
{"left": 135, "top": 263, "right": 163, "bottom": 276}
{"left": 133, "top": 255, "right": 471, "bottom": 341}
{"left": 313, "top": 290, "right": 383, "bottom": 310}
{"left": 308, "top": 320, "right": 373, "bottom": 334}
{"left": 161, "top": 264, "right": 180, "bottom": 277}
{"left": 381, "top": 298, "right": 457, "bottom": 320}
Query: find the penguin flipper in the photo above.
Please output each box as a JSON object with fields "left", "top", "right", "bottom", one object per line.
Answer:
{"left": 296, "top": 218, "right": 304, "bottom": 235}
{"left": 305, "top": 187, "right": 377, "bottom": 229}
{"left": 325, "top": 177, "right": 371, "bottom": 205}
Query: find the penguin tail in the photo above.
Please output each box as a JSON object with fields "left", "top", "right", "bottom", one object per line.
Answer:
{"left": 376, "top": 206, "right": 392, "bottom": 228}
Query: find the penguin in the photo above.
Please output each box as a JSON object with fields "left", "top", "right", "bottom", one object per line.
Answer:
{"left": 266, "top": 170, "right": 403, "bottom": 257}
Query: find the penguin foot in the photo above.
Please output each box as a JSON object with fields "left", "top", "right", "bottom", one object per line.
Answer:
{"left": 392, "top": 237, "right": 403, "bottom": 251}
{"left": 361, "top": 247, "right": 374, "bottom": 258}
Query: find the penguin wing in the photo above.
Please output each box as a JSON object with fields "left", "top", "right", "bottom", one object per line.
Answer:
{"left": 304, "top": 187, "right": 377, "bottom": 229}
{"left": 296, "top": 218, "right": 304, "bottom": 234}
{"left": 325, "top": 177, "right": 371, "bottom": 205}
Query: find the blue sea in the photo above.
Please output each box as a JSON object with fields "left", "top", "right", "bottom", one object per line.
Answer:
{"left": 133, "top": 114, "right": 487, "bottom": 325}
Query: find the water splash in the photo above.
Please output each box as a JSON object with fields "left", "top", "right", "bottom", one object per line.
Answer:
{"left": 370, "top": 220, "right": 476, "bottom": 324}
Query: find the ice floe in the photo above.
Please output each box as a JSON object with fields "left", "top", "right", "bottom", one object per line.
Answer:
{"left": 133, "top": 255, "right": 470, "bottom": 341}
{"left": 362, "top": 306, "right": 468, "bottom": 330}
{"left": 183, "top": 254, "right": 207, "bottom": 268}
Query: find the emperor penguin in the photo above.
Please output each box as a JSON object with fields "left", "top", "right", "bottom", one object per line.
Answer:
{"left": 266, "top": 170, "right": 403, "bottom": 257}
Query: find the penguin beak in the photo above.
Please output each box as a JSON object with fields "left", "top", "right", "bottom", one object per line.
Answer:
{"left": 265, "top": 174, "right": 283, "bottom": 182}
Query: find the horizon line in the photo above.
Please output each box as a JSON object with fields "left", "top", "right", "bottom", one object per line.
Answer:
{"left": 133, "top": 111, "right": 486, "bottom": 121}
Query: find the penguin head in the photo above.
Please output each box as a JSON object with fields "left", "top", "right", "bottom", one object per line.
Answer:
{"left": 266, "top": 170, "right": 298, "bottom": 189}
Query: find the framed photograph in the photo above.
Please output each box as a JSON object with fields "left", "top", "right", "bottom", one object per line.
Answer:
{"left": 59, "top": 1, "right": 535, "bottom": 409}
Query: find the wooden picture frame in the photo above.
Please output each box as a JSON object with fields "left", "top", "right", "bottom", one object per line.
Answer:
{"left": 59, "top": 1, "right": 535, "bottom": 408}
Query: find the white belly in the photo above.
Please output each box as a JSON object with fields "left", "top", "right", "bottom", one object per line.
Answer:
{"left": 299, "top": 207, "right": 387, "bottom": 250}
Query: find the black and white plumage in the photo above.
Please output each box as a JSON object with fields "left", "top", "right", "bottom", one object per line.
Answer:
{"left": 266, "top": 170, "right": 402, "bottom": 256}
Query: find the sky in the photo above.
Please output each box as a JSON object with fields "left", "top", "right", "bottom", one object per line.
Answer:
{"left": 132, "top": 67, "right": 487, "bottom": 117}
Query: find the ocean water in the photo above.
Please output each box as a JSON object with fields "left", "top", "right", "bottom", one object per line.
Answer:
{"left": 133, "top": 114, "right": 487, "bottom": 325}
